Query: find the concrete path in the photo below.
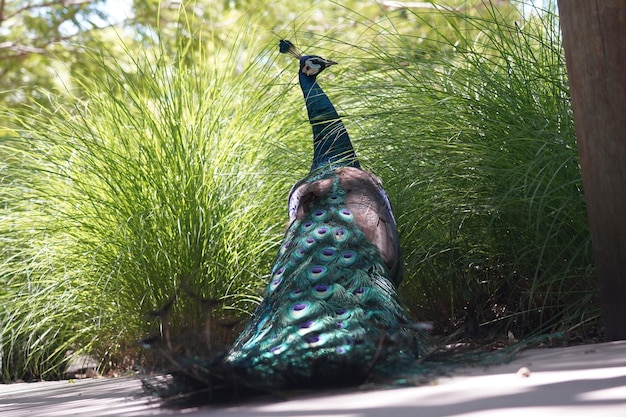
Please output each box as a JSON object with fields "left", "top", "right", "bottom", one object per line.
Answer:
{"left": 1, "top": 341, "right": 625, "bottom": 416}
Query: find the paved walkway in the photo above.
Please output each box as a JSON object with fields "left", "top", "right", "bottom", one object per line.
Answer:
{"left": 1, "top": 341, "right": 625, "bottom": 416}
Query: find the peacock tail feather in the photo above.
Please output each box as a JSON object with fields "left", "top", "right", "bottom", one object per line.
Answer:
{"left": 225, "top": 167, "right": 418, "bottom": 386}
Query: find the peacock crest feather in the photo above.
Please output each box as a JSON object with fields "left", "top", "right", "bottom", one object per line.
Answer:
{"left": 223, "top": 40, "right": 419, "bottom": 387}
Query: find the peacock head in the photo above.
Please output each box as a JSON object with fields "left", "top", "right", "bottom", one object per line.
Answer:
{"left": 279, "top": 39, "right": 337, "bottom": 78}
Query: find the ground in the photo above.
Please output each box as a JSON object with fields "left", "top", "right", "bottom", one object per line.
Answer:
{"left": 1, "top": 341, "right": 625, "bottom": 416}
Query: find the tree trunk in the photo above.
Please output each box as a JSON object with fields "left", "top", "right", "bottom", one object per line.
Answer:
{"left": 557, "top": 0, "right": 626, "bottom": 340}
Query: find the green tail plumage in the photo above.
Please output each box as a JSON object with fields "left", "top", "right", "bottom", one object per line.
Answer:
{"left": 226, "top": 170, "right": 417, "bottom": 385}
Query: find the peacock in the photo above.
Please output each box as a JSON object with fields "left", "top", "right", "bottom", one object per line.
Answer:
{"left": 222, "top": 40, "right": 419, "bottom": 388}
{"left": 143, "top": 41, "right": 422, "bottom": 402}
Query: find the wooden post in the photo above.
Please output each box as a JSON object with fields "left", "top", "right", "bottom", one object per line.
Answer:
{"left": 557, "top": 0, "right": 626, "bottom": 340}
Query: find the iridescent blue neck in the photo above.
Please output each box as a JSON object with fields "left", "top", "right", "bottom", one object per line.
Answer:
{"left": 298, "top": 72, "right": 360, "bottom": 172}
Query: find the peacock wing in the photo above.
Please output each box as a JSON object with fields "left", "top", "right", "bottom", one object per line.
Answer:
{"left": 287, "top": 167, "right": 403, "bottom": 286}
{"left": 337, "top": 167, "right": 403, "bottom": 286}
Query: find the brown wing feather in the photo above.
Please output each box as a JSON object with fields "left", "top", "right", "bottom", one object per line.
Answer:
{"left": 288, "top": 176, "right": 333, "bottom": 222}
{"left": 337, "top": 168, "right": 403, "bottom": 286}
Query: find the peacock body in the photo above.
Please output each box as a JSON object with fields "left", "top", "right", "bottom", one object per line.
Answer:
{"left": 224, "top": 41, "right": 418, "bottom": 387}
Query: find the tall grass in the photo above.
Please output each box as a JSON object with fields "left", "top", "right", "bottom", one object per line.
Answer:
{"left": 0, "top": 25, "right": 307, "bottom": 381}
{"left": 331, "top": 1, "right": 596, "bottom": 339}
